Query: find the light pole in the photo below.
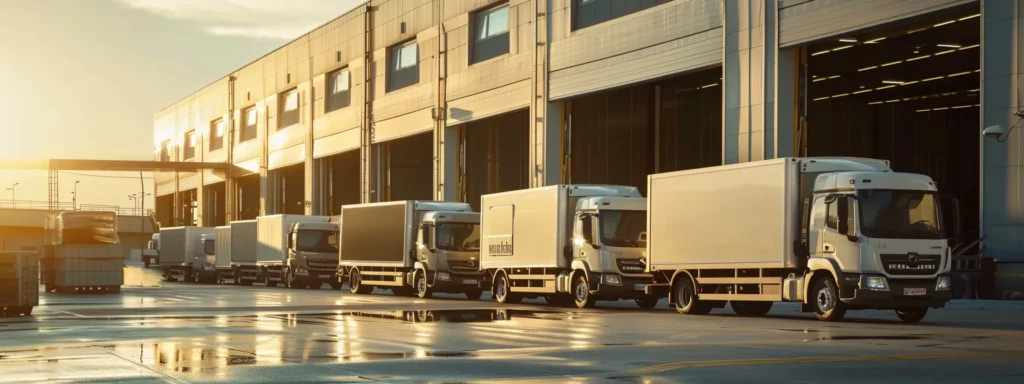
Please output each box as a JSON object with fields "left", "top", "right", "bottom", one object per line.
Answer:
{"left": 73, "top": 181, "right": 80, "bottom": 210}
{"left": 128, "top": 194, "right": 138, "bottom": 212}
{"left": 6, "top": 182, "right": 18, "bottom": 207}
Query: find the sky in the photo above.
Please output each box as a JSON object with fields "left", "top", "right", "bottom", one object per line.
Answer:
{"left": 0, "top": 0, "right": 362, "bottom": 210}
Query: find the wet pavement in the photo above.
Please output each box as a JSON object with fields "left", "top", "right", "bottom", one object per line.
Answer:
{"left": 2, "top": 263, "right": 1023, "bottom": 383}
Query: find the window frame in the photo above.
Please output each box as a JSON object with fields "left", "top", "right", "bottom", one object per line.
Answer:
{"left": 386, "top": 40, "right": 420, "bottom": 92}
{"left": 571, "top": 0, "right": 669, "bottom": 31}
{"left": 209, "top": 118, "right": 225, "bottom": 151}
{"left": 183, "top": 130, "right": 197, "bottom": 160}
{"left": 240, "top": 106, "right": 258, "bottom": 143}
{"left": 325, "top": 68, "right": 352, "bottom": 113}
{"left": 470, "top": 4, "right": 511, "bottom": 65}
{"left": 277, "top": 88, "right": 300, "bottom": 130}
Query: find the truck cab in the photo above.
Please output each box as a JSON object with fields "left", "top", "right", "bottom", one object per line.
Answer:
{"left": 143, "top": 234, "right": 159, "bottom": 268}
{"left": 195, "top": 234, "right": 217, "bottom": 282}
{"left": 414, "top": 211, "right": 485, "bottom": 299}
{"left": 285, "top": 222, "right": 340, "bottom": 289}
{"left": 802, "top": 170, "right": 958, "bottom": 321}
{"left": 571, "top": 196, "right": 657, "bottom": 308}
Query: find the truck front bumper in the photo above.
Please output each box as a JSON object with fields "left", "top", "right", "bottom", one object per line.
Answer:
{"left": 593, "top": 274, "right": 657, "bottom": 299}
{"left": 431, "top": 272, "right": 488, "bottom": 291}
{"left": 300, "top": 269, "right": 338, "bottom": 283}
{"left": 841, "top": 275, "right": 952, "bottom": 309}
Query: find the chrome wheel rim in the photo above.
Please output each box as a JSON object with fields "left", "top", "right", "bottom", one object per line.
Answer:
{"left": 497, "top": 278, "right": 507, "bottom": 300}
{"left": 678, "top": 284, "right": 692, "bottom": 307}
{"left": 816, "top": 286, "right": 835, "bottom": 312}
{"left": 575, "top": 281, "right": 588, "bottom": 303}
{"left": 417, "top": 275, "right": 426, "bottom": 294}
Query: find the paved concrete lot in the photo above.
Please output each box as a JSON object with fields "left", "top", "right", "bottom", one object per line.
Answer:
{"left": 2, "top": 264, "right": 1023, "bottom": 383}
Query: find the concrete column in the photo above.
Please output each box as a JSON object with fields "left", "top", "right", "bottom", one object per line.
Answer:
{"left": 439, "top": 126, "right": 458, "bottom": 201}
{"left": 723, "top": 0, "right": 779, "bottom": 163}
{"left": 776, "top": 47, "right": 798, "bottom": 158}
{"left": 530, "top": 0, "right": 559, "bottom": 187}
{"left": 980, "top": 0, "right": 1023, "bottom": 261}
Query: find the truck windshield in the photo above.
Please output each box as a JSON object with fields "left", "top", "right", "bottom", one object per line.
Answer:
{"left": 858, "top": 190, "right": 944, "bottom": 239}
{"left": 203, "top": 240, "right": 215, "bottom": 255}
{"left": 436, "top": 223, "right": 480, "bottom": 252}
{"left": 600, "top": 210, "right": 647, "bottom": 248}
{"left": 296, "top": 230, "right": 339, "bottom": 253}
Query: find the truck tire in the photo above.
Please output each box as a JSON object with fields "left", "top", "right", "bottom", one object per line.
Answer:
{"left": 415, "top": 271, "right": 432, "bottom": 299}
{"left": 494, "top": 274, "right": 521, "bottom": 304}
{"left": 349, "top": 269, "right": 371, "bottom": 294}
{"left": 635, "top": 296, "right": 659, "bottom": 309}
{"left": 286, "top": 269, "right": 302, "bottom": 289}
{"left": 464, "top": 288, "right": 483, "bottom": 300}
{"left": 572, "top": 275, "right": 596, "bottom": 308}
{"left": 730, "top": 301, "right": 773, "bottom": 316}
{"left": 895, "top": 308, "right": 928, "bottom": 323}
{"left": 812, "top": 276, "right": 847, "bottom": 321}
{"left": 674, "top": 277, "right": 711, "bottom": 315}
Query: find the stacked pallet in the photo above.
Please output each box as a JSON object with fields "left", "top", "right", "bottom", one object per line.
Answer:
{"left": 41, "top": 211, "right": 124, "bottom": 294}
{"left": 0, "top": 251, "right": 39, "bottom": 317}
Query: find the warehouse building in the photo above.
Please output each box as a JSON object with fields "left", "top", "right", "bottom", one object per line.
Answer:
{"left": 153, "top": 0, "right": 1023, "bottom": 268}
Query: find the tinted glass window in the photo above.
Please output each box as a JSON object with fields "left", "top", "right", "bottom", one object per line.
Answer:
{"left": 472, "top": 6, "right": 510, "bottom": 64}
{"left": 573, "top": 0, "right": 666, "bottom": 30}
{"left": 388, "top": 42, "right": 419, "bottom": 92}
{"left": 326, "top": 69, "right": 351, "bottom": 113}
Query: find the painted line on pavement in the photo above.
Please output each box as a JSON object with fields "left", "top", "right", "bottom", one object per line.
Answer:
{"left": 628, "top": 351, "right": 1024, "bottom": 374}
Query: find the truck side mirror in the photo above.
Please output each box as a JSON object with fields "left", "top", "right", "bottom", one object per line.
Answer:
{"left": 836, "top": 196, "right": 857, "bottom": 241}
{"left": 420, "top": 225, "right": 434, "bottom": 251}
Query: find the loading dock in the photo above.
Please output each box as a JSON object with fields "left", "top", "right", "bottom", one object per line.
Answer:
{"left": 456, "top": 110, "right": 529, "bottom": 211}
{"left": 235, "top": 174, "right": 260, "bottom": 220}
{"left": 375, "top": 131, "right": 433, "bottom": 202}
{"left": 801, "top": 3, "right": 981, "bottom": 247}
{"left": 270, "top": 163, "right": 305, "bottom": 215}
{"left": 204, "top": 181, "right": 226, "bottom": 226}
{"left": 320, "top": 150, "right": 361, "bottom": 216}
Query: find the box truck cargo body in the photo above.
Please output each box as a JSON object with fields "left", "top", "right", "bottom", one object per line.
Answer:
{"left": 339, "top": 201, "right": 480, "bottom": 299}
{"left": 251, "top": 215, "right": 339, "bottom": 289}
{"left": 646, "top": 158, "right": 960, "bottom": 323}
{"left": 143, "top": 233, "right": 159, "bottom": 268}
{"left": 480, "top": 185, "right": 657, "bottom": 308}
{"left": 228, "top": 220, "right": 259, "bottom": 285}
{"left": 213, "top": 225, "right": 233, "bottom": 283}
{"left": 158, "top": 227, "right": 214, "bottom": 282}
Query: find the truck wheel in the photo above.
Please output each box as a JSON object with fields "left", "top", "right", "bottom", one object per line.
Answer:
{"left": 286, "top": 269, "right": 301, "bottom": 289}
{"left": 674, "top": 277, "right": 711, "bottom": 315}
{"left": 572, "top": 275, "right": 596, "bottom": 308}
{"left": 464, "top": 288, "right": 483, "bottom": 300}
{"left": 812, "top": 277, "right": 847, "bottom": 321}
{"left": 895, "top": 308, "right": 928, "bottom": 323}
{"left": 494, "top": 274, "right": 521, "bottom": 304}
{"left": 415, "top": 271, "right": 432, "bottom": 299}
{"left": 349, "top": 269, "right": 370, "bottom": 294}
{"left": 635, "top": 296, "right": 659, "bottom": 309}
{"left": 730, "top": 301, "right": 773, "bottom": 316}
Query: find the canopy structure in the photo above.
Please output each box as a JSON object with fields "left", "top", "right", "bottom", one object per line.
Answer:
{"left": 0, "top": 159, "right": 234, "bottom": 210}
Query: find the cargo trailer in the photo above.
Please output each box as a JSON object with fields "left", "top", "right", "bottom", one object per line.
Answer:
{"left": 480, "top": 185, "right": 656, "bottom": 308}
{"left": 158, "top": 226, "right": 214, "bottom": 282}
{"left": 339, "top": 201, "right": 480, "bottom": 298}
{"left": 41, "top": 211, "right": 124, "bottom": 293}
{"left": 645, "top": 157, "right": 961, "bottom": 323}
{"left": 254, "top": 215, "right": 339, "bottom": 289}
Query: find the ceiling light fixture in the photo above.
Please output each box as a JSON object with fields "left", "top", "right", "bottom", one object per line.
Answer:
{"left": 858, "top": 66, "right": 878, "bottom": 71}
{"left": 865, "top": 37, "right": 886, "bottom": 44}
{"left": 959, "top": 14, "right": 980, "bottom": 21}
{"left": 934, "top": 50, "right": 956, "bottom": 55}
{"left": 881, "top": 61, "right": 902, "bottom": 67}
{"left": 934, "top": 20, "right": 956, "bottom": 27}
{"left": 906, "top": 55, "right": 931, "bottom": 61}
{"left": 839, "top": 38, "right": 858, "bottom": 43}
{"left": 882, "top": 80, "right": 905, "bottom": 85}
{"left": 937, "top": 43, "right": 962, "bottom": 48}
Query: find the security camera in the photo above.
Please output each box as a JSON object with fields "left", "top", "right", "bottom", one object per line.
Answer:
{"left": 983, "top": 125, "right": 1006, "bottom": 140}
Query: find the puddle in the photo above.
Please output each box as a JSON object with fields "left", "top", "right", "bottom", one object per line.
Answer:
{"left": 821, "top": 335, "right": 929, "bottom": 341}
{"left": 269, "top": 309, "right": 575, "bottom": 324}
{"left": 777, "top": 329, "right": 823, "bottom": 333}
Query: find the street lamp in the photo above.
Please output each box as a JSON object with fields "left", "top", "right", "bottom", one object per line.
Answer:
{"left": 73, "top": 181, "right": 80, "bottom": 210}
{"left": 128, "top": 194, "right": 138, "bottom": 212}
{"left": 6, "top": 182, "right": 19, "bottom": 206}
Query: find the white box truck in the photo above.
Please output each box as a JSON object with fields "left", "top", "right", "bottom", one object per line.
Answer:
{"left": 646, "top": 157, "right": 960, "bottom": 323}
{"left": 143, "top": 233, "right": 159, "bottom": 268}
{"left": 159, "top": 227, "right": 215, "bottom": 282}
{"left": 256, "top": 215, "right": 340, "bottom": 289}
{"left": 480, "top": 185, "right": 658, "bottom": 308}
{"left": 339, "top": 201, "right": 482, "bottom": 299}
{"left": 228, "top": 220, "right": 259, "bottom": 285}
{"left": 212, "top": 225, "right": 234, "bottom": 283}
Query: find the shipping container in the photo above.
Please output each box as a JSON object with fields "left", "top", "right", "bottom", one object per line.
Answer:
{"left": 0, "top": 251, "right": 39, "bottom": 317}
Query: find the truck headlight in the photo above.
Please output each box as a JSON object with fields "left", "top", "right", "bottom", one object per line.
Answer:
{"left": 860, "top": 275, "right": 889, "bottom": 291}
{"left": 295, "top": 267, "right": 309, "bottom": 276}
{"left": 935, "top": 276, "right": 952, "bottom": 291}
{"left": 603, "top": 274, "right": 622, "bottom": 285}
{"left": 436, "top": 272, "right": 451, "bottom": 281}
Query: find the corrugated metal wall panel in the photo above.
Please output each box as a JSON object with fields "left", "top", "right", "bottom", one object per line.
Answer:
{"left": 372, "top": 107, "right": 434, "bottom": 143}
{"left": 447, "top": 80, "right": 531, "bottom": 125}
{"left": 155, "top": 172, "right": 175, "bottom": 197}
{"left": 203, "top": 169, "right": 225, "bottom": 185}
{"left": 779, "top": 0, "right": 970, "bottom": 47}
{"left": 313, "top": 128, "right": 361, "bottom": 159}
{"left": 178, "top": 172, "right": 200, "bottom": 192}
{"left": 268, "top": 143, "right": 306, "bottom": 170}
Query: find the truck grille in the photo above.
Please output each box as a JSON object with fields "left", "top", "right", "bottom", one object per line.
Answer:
{"left": 307, "top": 259, "right": 338, "bottom": 269}
{"left": 448, "top": 259, "right": 479, "bottom": 272}
{"left": 616, "top": 258, "right": 646, "bottom": 274}
{"left": 880, "top": 254, "right": 940, "bottom": 276}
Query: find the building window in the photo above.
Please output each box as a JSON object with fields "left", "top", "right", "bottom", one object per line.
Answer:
{"left": 387, "top": 41, "right": 419, "bottom": 92}
{"left": 278, "top": 89, "right": 299, "bottom": 129}
{"left": 160, "top": 140, "right": 171, "bottom": 162}
{"left": 326, "top": 69, "right": 351, "bottom": 113}
{"left": 240, "top": 106, "right": 258, "bottom": 142}
{"left": 209, "top": 118, "right": 225, "bottom": 151}
{"left": 573, "top": 0, "right": 666, "bottom": 30}
{"left": 184, "top": 130, "right": 197, "bottom": 160}
{"left": 472, "top": 5, "right": 510, "bottom": 64}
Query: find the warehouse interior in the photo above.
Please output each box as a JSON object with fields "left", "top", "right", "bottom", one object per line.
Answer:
{"left": 272, "top": 163, "right": 306, "bottom": 215}
{"left": 155, "top": 194, "right": 174, "bottom": 227}
{"left": 565, "top": 67, "right": 722, "bottom": 195}
{"left": 204, "top": 181, "right": 225, "bottom": 226}
{"left": 177, "top": 188, "right": 197, "bottom": 226}
{"left": 235, "top": 173, "right": 260, "bottom": 220}
{"left": 457, "top": 109, "right": 529, "bottom": 211}
{"left": 804, "top": 2, "right": 981, "bottom": 247}
{"left": 322, "top": 149, "right": 361, "bottom": 215}
{"left": 378, "top": 131, "right": 433, "bottom": 202}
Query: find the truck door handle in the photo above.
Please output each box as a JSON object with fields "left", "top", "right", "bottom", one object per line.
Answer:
{"left": 823, "top": 243, "right": 835, "bottom": 253}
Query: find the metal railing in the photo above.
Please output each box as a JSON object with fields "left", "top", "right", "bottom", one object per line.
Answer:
{"left": 0, "top": 200, "right": 152, "bottom": 217}
{"left": 0, "top": 200, "right": 75, "bottom": 210}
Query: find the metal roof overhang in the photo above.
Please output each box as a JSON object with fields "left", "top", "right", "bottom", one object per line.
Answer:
{"left": 0, "top": 159, "right": 235, "bottom": 176}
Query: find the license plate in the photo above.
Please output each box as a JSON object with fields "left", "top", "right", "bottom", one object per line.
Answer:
{"left": 318, "top": 275, "right": 331, "bottom": 279}
{"left": 903, "top": 288, "right": 926, "bottom": 296}
{"left": 463, "top": 279, "right": 478, "bottom": 285}
{"left": 634, "top": 284, "right": 648, "bottom": 291}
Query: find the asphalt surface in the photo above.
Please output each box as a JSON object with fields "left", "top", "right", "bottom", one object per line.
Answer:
{"left": 2, "top": 263, "right": 1023, "bottom": 383}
